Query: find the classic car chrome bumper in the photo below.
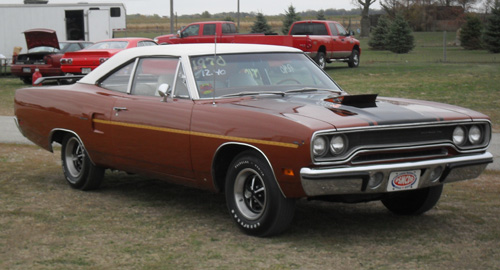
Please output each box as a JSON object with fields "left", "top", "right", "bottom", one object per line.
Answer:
{"left": 300, "top": 152, "right": 493, "bottom": 197}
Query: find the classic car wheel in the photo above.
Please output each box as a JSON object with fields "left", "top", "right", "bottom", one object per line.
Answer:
{"left": 61, "top": 134, "right": 104, "bottom": 190}
{"left": 225, "top": 151, "right": 295, "bottom": 237}
{"left": 315, "top": 52, "right": 326, "bottom": 69}
{"left": 348, "top": 49, "right": 360, "bottom": 68}
{"left": 382, "top": 185, "right": 443, "bottom": 215}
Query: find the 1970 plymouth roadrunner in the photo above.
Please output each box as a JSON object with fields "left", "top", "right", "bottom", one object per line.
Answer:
{"left": 15, "top": 44, "right": 493, "bottom": 236}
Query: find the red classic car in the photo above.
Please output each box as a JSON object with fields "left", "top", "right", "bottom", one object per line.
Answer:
{"left": 15, "top": 44, "right": 493, "bottom": 236}
{"left": 11, "top": 28, "right": 92, "bottom": 84}
{"left": 60, "top": 37, "right": 157, "bottom": 75}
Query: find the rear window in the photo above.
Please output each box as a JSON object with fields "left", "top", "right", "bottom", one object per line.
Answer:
{"left": 85, "top": 41, "right": 128, "bottom": 50}
{"left": 222, "top": 23, "right": 237, "bottom": 34}
{"left": 290, "top": 23, "right": 328, "bottom": 35}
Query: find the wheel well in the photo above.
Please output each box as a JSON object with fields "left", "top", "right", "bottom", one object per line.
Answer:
{"left": 318, "top": 45, "right": 326, "bottom": 54}
{"left": 212, "top": 144, "right": 266, "bottom": 193}
{"left": 353, "top": 45, "right": 360, "bottom": 53}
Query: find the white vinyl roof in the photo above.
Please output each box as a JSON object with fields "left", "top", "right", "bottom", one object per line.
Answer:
{"left": 79, "top": 43, "right": 302, "bottom": 84}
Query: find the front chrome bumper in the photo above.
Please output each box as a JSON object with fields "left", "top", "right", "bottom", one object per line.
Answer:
{"left": 300, "top": 152, "right": 493, "bottom": 197}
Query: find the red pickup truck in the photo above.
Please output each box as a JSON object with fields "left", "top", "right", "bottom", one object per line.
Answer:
{"left": 154, "top": 20, "right": 361, "bottom": 69}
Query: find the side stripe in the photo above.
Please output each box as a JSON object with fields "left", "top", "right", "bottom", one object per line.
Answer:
{"left": 93, "top": 119, "right": 299, "bottom": 149}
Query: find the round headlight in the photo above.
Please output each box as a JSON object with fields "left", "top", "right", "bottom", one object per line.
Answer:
{"left": 452, "top": 126, "right": 466, "bottom": 146}
{"left": 468, "top": 125, "right": 482, "bottom": 145}
{"left": 330, "top": 135, "right": 347, "bottom": 155}
{"left": 312, "top": 136, "right": 327, "bottom": 157}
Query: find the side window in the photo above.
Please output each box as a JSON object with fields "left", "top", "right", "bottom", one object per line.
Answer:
{"left": 203, "top": 24, "right": 216, "bottom": 35}
{"left": 222, "top": 23, "right": 237, "bottom": 34}
{"left": 329, "top": 23, "right": 339, "bottom": 36}
{"left": 110, "top": 7, "right": 121, "bottom": 17}
{"left": 182, "top": 24, "right": 200, "bottom": 37}
{"left": 99, "top": 61, "right": 136, "bottom": 93}
{"left": 173, "top": 63, "right": 189, "bottom": 98}
{"left": 336, "top": 23, "right": 347, "bottom": 36}
{"left": 131, "top": 58, "right": 179, "bottom": 96}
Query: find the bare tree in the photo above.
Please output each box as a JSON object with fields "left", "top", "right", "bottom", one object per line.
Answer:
{"left": 456, "top": 0, "right": 478, "bottom": 11}
{"left": 353, "top": 0, "right": 377, "bottom": 37}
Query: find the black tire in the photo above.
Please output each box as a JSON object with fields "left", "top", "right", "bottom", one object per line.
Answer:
{"left": 21, "top": 77, "right": 32, "bottom": 85}
{"left": 382, "top": 185, "right": 443, "bottom": 215}
{"left": 315, "top": 51, "right": 326, "bottom": 70}
{"left": 61, "top": 134, "right": 104, "bottom": 190}
{"left": 348, "top": 49, "right": 360, "bottom": 68}
{"left": 225, "top": 151, "right": 295, "bottom": 237}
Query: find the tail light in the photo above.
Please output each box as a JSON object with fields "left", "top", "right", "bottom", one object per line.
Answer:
{"left": 306, "top": 37, "right": 312, "bottom": 49}
{"left": 99, "top": 57, "right": 109, "bottom": 64}
{"left": 60, "top": 58, "right": 73, "bottom": 65}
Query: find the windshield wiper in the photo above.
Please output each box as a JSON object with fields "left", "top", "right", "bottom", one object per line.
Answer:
{"left": 219, "top": 91, "right": 285, "bottom": 98}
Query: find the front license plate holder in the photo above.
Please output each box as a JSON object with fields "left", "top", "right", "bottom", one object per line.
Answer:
{"left": 81, "top": 68, "right": 91, "bottom": 74}
{"left": 387, "top": 170, "right": 421, "bottom": 192}
{"left": 23, "top": 67, "right": 31, "bottom": 73}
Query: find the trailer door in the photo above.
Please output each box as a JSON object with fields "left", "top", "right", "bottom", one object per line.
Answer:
{"left": 88, "top": 9, "right": 110, "bottom": 41}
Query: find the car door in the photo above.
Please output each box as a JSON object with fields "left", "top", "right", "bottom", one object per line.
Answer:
{"left": 330, "top": 22, "right": 351, "bottom": 57}
{"left": 101, "top": 57, "right": 195, "bottom": 180}
{"left": 198, "top": 23, "right": 217, "bottom": 43}
{"left": 179, "top": 24, "right": 201, "bottom": 43}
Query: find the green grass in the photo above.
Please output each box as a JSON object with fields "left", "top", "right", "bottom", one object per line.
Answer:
{"left": 0, "top": 145, "right": 499, "bottom": 269}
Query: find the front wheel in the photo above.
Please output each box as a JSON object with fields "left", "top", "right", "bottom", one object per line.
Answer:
{"left": 382, "top": 185, "right": 443, "bottom": 215}
{"left": 225, "top": 151, "right": 295, "bottom": 237}
{"left": 61, "top": 134, "right": 104, "bottom": 190}
{"left": 348, "top": 49, "right": 360, "bottom": 68}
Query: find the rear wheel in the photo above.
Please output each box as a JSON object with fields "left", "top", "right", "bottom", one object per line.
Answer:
{"left": 382, "top": 185, "right": 443, "bottom": 215}
{"left": 315, "top": 52, "right": 326, "bottom": 69}
{"left": 225, "top": 151, "right": 295, "bottom": 237}
{"left": 61, "top": 134, "right": 104, "bottom": 190}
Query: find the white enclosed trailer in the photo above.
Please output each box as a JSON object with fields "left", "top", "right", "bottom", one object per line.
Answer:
{"left": 0, "top": 2, "right": 126, "bottom": 56}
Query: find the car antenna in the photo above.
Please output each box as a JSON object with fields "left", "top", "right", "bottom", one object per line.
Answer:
{"left": 212, "top": 34, "right": 217, "bottom": 106}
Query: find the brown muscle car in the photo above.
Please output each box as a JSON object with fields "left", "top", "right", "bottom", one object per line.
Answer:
{"left": 14, "top": 44, "right": 493, "bottom": 237}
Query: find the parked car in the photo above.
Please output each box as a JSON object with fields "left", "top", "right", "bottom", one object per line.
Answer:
{"left": 11, "top": 28, "right": 92, "bottom": 84}
{"left": 15, "top": 44, "right": 492, "bottom": 236}
{"left": 60, "top": 37, "right": 157, "bottom": 75}
{"left": 154, "top": 20, "right": 361, "bottom": 69}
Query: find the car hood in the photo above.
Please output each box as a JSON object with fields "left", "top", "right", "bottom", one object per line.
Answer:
{"left": 219, "top": 93, "right": 488, "bottom": 130}
{"left": 24, "top": 28, "right": 59, "bottom": 50}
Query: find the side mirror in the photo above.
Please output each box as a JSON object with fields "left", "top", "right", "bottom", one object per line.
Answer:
{"left": 157, "top": 83, "right": 171, "bottom": 102}
{"left": 177, "top": 30, "right": 182, "bottom": 38}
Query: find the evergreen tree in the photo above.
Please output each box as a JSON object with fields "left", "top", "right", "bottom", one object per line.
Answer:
{"left": 317, "top": 10, "right": 326, "bottom": 20}
{"left": 386, "top": 14, "right": 415, "bottom": 54}
{"left": 251, "top": 13, "right": 273, "bottom": 34}
{"left": 482, "top": 2, "right": 500, "bottom": 53}
{"left": 368, "top": 16, "right": 391, "bottom": 50}
{"left": 282, "top": 5, "right": 301, "bottom": 35}
{"left": 460, "top": 15, "right": 483, "bottom": 50}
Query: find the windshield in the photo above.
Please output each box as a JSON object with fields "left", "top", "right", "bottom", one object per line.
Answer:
{"left": 85, "top": 41, "right": 128, "bottom": 50}
{"left": 190, "top": 52, "right": 341, "bottom": 98}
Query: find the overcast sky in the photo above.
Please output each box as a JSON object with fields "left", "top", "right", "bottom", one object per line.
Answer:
{"left": 7, "top": 0, "right": 384, "bottom": 16}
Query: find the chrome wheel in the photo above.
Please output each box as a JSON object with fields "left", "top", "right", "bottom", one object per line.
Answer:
{"left": 61, "top": 134, "right": 104, "bottom": 190}
{"left": 64, "top": 136, "right": 86, "bottom": 182}
{"left": 233, "top": 168, "right": 267, "bottom": 220}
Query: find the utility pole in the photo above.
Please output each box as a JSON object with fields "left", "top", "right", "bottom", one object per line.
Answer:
{"left": 237, "top": 0, "right": 240, "bottom": 30}
{"left": 170, "top": 0, "right": 174, "bottom": 34}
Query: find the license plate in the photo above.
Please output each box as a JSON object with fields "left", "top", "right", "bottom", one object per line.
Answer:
{"left": 387, "top": 170, "right": 421, "bottom": 192}
{"left": 81, "top": 68, "right": 91, "bottom": 74}
{"left": 23, "top": 67, "right": 31, "bottom": 73}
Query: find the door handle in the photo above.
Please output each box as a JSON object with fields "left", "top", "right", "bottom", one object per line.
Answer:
{"left": 113, "top": 107, "right": 128, "bottom": 112}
